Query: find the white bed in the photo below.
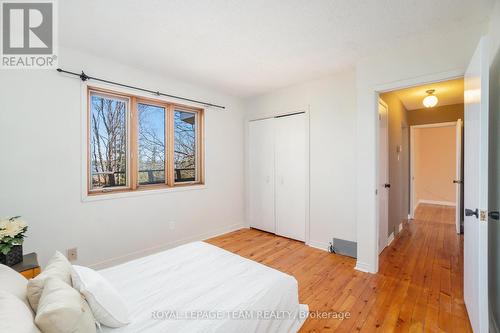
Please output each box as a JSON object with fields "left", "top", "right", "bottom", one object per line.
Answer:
{"left": 98, "top": 241, "right": 308, "bottom": 333}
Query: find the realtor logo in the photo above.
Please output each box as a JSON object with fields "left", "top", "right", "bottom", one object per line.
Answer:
{"left": 1, "top": 0, "right": 57, "bottom": 68}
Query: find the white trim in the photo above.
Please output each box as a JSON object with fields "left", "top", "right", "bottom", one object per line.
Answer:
{"left": 410, "top": 126, "right": 415, "bottom": 218}
{"left": 375, "top": 69, "right": 464, "bottom": 94}
{"left": 90, "top": 223, "right": 247, "bottom": 269}
{"left": 378, "top": 98, "right": 389, "bottom": 111}
{"left": 81, "top": 82, "right": 88, "bottom": 201}
{"left": 245, "top": 106, "right": 309, "bottom": 122}
{"left": 409, "top": 120, "right": 459, "bottom": 217}
{"left": 82, "top": 185, "right": 207, "bottom": 202}
{"left": 354, "top": 261, "right": 372, "bottom": 273}
{"left": 399, "top": 222, "right": 404, "bottom": 232}
{"left": 304, "top": 110, "right": 311, "bottom": 245}
{"left": 410, "top": 121, "right": 457, "bottom": 129}
{"left": 455, "top": 119, "right": 463, "bottom": 234}
{"left": 387, "top": 232, "right": 395, "bottom": 246}
{"left": 370, "top": 69, "right": 466, "bottom": 273}
{"left": 306, "top": 240, "right": 329, "bottom": 252}
{"left": 418, "top": 199, "right": 456, "bottom": 207}
{"left": 245, "top": 106, "right": 311, "bottom": 245}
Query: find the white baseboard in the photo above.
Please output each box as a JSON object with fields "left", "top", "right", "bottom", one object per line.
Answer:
{"left": 418, "top": 199, "right": 456, "bottom": 207}
{"left": 399, "top": 222, "right": 403, "bottom": 232}
{"left": 90, "top": 223, "right": 246, "bottom": 269}
{"left": 387, "top": 232, "right": 395, "bottom": 246}
{"left": 355, "top": 261, "right": 374, "bottom": 273}
{"left": 307, "top": 240, "right": 329, "bottom": 252}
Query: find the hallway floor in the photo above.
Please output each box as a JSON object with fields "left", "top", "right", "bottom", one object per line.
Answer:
{"left": 206, "top": 204, "right": 471, "bottom": 332}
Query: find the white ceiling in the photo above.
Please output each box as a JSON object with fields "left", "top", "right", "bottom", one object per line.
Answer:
{"left": 59, "top": 0, "right": 495, "bottom": 97}
{"left": 389, "top": 78, "right": 465, "bottom": 110}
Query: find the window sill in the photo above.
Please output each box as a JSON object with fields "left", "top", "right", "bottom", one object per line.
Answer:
{"left": 82, "top": 184, "right": 206, "bottom": 202}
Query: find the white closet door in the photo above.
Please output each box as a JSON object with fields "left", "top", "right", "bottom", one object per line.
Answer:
{"left": 248, "top": 118, "right": 275, "bottom": 233}
{"left": 275, "top": 113, "right": 306, "bottom": 241}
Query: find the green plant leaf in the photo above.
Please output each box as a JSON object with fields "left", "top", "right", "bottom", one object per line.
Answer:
{"left": 0, "top": 246, "right": 11, "bottom": 255}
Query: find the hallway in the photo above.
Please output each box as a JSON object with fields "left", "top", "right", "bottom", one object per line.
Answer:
{"left": 378, "top": 203, "right": 470, "bottom": 332}
{"left": 207, "top": 204, "right": 470, "bottom": 332}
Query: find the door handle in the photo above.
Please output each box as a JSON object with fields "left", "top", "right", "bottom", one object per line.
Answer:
{"left": 489, "top": 211, "right": 500, "bottom": 220}
{"left": 453, "top": 180, "right": 463, "bottom": 184}
{"left": 384, "top": 183, "right": 391, "bottom": 188}
{"left": 465, "top": 208, "right": 479, "bottom": 218}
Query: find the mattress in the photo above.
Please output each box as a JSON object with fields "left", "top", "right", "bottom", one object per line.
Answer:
{"left": 99, "top": 241, "right": 308, "bottom": 333}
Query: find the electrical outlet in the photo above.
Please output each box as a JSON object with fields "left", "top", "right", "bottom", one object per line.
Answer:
{"left": 169, "top": 221, "right": 176, "bottom": 230}
{"left": 67, "top": 248, "right": 78, "bottom": 261}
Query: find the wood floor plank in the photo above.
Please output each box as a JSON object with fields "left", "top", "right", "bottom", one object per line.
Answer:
{"left": 206, "top": 204, "right": 471, "bottom": 332}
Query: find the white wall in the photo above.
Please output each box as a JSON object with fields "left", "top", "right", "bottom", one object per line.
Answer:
{"left": 0, "top": 47, "right": 246, "bottom": 268}
{"left": 355, "top": 22, "right": 487, "bottom": 272}
{"left": 244, "top": 70, "right": 357, "bottom": 249}
{"left": 244, "top": 21, "right": 486, "bottom": 269}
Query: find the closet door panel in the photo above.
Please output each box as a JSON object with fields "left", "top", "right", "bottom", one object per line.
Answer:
{"left": 275, "top": 113, "right": 306, "bottom": 241}
{"left": 248, "top": 118, "right": 275, "bottom": 233}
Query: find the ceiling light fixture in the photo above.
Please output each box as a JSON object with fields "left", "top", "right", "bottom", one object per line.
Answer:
{"left": 423, "top": 89, "right": 438, "bottom": 108}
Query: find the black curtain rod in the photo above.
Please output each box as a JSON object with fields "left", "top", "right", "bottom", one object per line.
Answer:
{"left": 56, "top": 68, "right": 226, "bottom": 109}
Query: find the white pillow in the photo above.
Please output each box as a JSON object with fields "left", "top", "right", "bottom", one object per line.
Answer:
{"left": 35, "top": 277, "right": 96, "bottom": 333}
{"left": 27, "top": 251, "right": 73, "bottom": 311}
{"left": 0, "top": 263, "right": 29, "bottom": 302}
{"left": 71, "top": 265, "right": 130, "bottom": 328}
{"left": 0, "top": 291, "right": 41, "bottom": 333}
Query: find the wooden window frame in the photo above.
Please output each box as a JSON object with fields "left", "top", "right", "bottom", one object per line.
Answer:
{"left": 87, "top": 86, "right": 205, "bottom": 195}
{"left": 172, "top": 107, "right": 204, "bottom": 186}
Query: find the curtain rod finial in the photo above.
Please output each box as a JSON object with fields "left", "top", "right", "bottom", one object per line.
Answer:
{"left": 80, "top": 71, "right": 90, "bottom": 82}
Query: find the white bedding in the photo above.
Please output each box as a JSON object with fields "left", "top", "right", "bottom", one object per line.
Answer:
{"left": 99, "top": 241, "right": 308, "bottom": 333}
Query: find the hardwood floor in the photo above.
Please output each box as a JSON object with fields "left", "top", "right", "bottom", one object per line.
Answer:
{"left": 206, "top": 204, "right": 471, "bottom": 332}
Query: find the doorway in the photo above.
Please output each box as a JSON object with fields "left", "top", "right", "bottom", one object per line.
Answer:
{"left": 378, "top": 78, "right": 465, "bottom": 254}
{"left": 410, "top": 121, "right": 463, "bottom": 234}
{"left": 371, "top": 38, "right": 490, "bottom": 332}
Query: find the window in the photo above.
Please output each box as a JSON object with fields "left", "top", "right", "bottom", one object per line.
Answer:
{"left": 174, "top": 110, "right": 197, "bottom": 183}
{"left": 89, "top": 93, "right": 129, "bottom": 190}
{"left": 138, "top": 103, "right": 165, "bottom": 185}
{"left": 88, "top": 88, "right": 204, "bottom": 194}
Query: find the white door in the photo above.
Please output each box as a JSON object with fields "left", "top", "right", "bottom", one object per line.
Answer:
{"left": 248, "top": 118, "right": 275, "bottom": 233}
{"left": 275, "top": 113, "right": 306, "bottom": 241}
{"left": 455, "top": 119, "right": 463, "bottom": 234}
{"left": 378, "top": 100, "right": 389, "bottom": 253}
{"left": 488, "top": 30, "right": 500, "bottom": 333}
{"left": 463, "top": 36, "right": 489, "bottom": 333}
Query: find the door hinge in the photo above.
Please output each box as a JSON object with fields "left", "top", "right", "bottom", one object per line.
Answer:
{"left": 480, "top": 210, "right": 487, "bottom": 222}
